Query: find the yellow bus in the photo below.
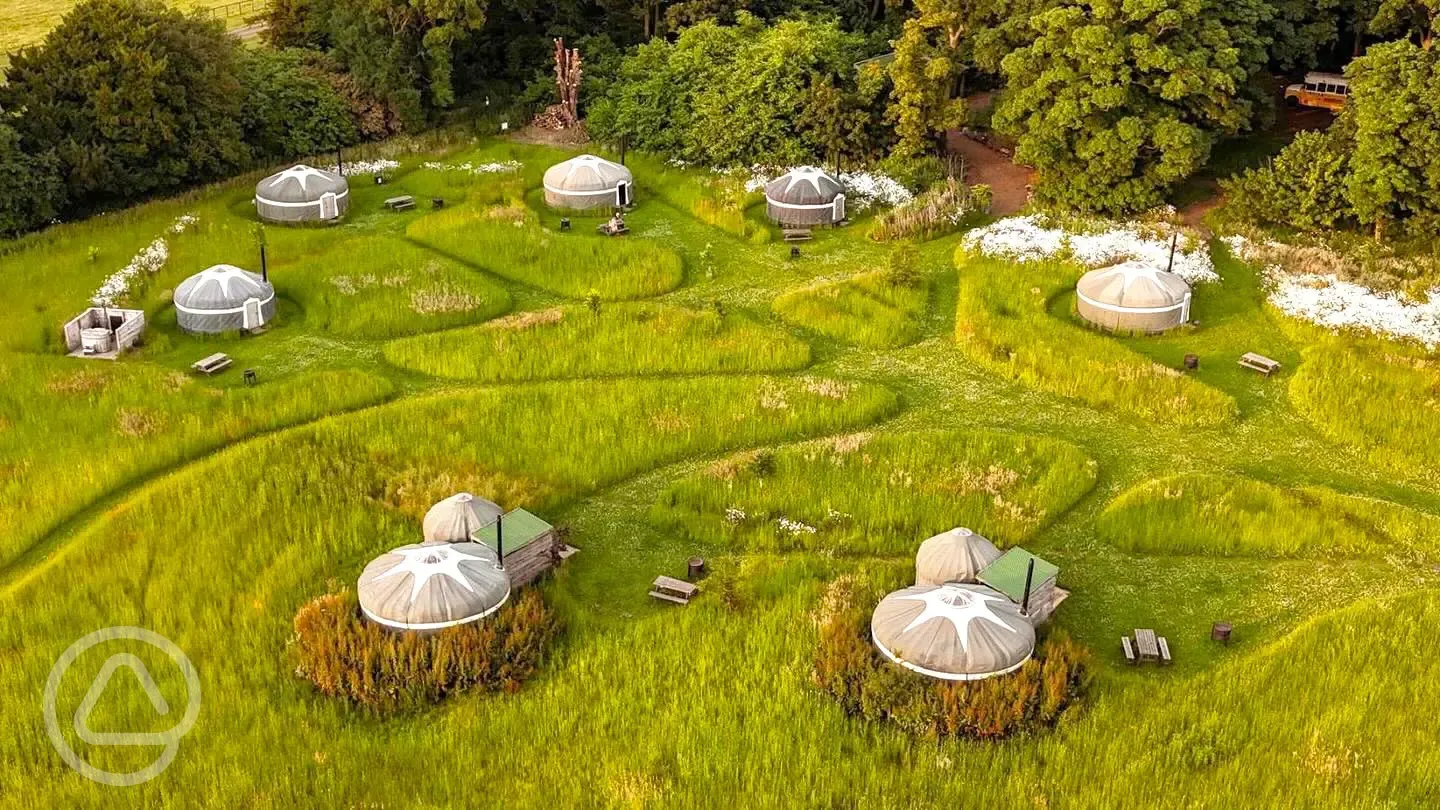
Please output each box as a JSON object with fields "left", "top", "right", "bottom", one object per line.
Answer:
{"left": 1284, "top": 72, "right": 1348, "bottom": 112}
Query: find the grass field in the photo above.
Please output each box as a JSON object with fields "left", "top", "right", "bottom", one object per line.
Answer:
{"left": 1, "top": 0, "right": 242, "bottom": 67}
{"left": 1, "top": 137, "right": 1439, "bottom": 807}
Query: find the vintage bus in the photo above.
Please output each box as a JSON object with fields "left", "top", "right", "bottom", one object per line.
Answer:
{"left": 1284, "top": 72, "right": 1349, "bottom": 112}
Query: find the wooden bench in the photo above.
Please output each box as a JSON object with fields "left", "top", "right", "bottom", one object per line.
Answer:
{"left": 383, "top": 195, "right": 416, "bottom": 212}
{"left": 1121, "top": 636, "right": 1137, "bottom": 665}
{"left": 782, "top": 228, "right": 813, "bottom": 242}
{"left": 597, "top": 223, "right": 629, "bottom": 236}
{"left": 1238, "top": 352, "right": 1281, "bottom": 376}
{"left": 1158, "top": 636, "right": 1172, "bottom": 666}
{"left": 192, "top": 353, "right": 232, "bottom": 375}
{"left": 649, "top": 574, "right": 698, "bottom": 606}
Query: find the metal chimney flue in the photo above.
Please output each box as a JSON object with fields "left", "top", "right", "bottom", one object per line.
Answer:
{"left": 1020, "top": 558, "right": 1036, "bottom": 616}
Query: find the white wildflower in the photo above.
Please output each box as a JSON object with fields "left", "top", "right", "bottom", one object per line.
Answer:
{"left": 725, "top": 508, "right": 747, "bottom": 525}
{"left": 328, "top": 159, "right": 399, "bottom": 176}
{"left": 962, "top": 214, "right": 1219, "bottom": 284}
{"left": 777, "top": 517, "right": 818, "bottom": 535}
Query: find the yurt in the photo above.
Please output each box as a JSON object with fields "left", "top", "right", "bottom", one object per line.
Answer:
{"left": 916, "top": 527, "right": 1003, "bottom": 587}
{"left": 254, "top": 164, "right": 349, "bottom": 223}
{"left": 423, "top": 493, "right": 503, "bottom": 545}
{"left": 543, "top": 154, "right": 633, "bottom": 210}
{"left": 1075, "top": 260, "right": 1192, "bottom": 334}
{"left": 871, "top": 583, "right": 1035, "bottom": 681}
{"left": 173, "top": 264, "right": 276, "bottom": 334}
{"left": 764, "top": 167, "right": 845, "bottom": 226}
{"left": 358, "top": 541, "right": 511, "bottom": 631}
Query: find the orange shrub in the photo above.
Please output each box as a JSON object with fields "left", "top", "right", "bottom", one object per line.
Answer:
{"left": 292, "top": 588, "right": 561, "bottom": 714}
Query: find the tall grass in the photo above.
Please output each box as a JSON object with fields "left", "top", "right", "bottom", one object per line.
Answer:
{"left": 383, "top": 302, "right": 811, "bottom": 381}
{"left": 773, "top": 262, "right": 929, "bottom": 349}
{"left": 0, "top": 354, "right": 394, "bottom": 568}
{"left": 625, "top": 155, "right": 771, "bottom": 243}
{"left": 1290, "top": 339, "right": 1440, "bottom": 478}
{"left": 652, "top": 430, "right": 1097, "bottom": 554}
{"left": 1097, "top": 473, "right": 1440, "bottom": 559}
{"left": 954, "top": 251, "right": 1238, "bottom": 426}
{"left": 870, "top": 178, "right": 990, "bottom": 242}
{"left": 280, "top": 236, "right": 511, "bottom": 338}
{"left": 406, "top": 203, "right": 685, "bottom": 300}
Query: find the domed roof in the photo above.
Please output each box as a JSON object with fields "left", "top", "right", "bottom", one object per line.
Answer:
{"left": 422, "top": 492, "right": 503, "bottom": 545}
{"left": 765, "top": 167, "right": 842, "bottom": 206}
{"left": 871, "top": 583, "right": 1035, "bottom": 681}
{"left": 358, "top": 541, "right": 510, "bottom": 631}
{"left": 916, "top": 527, "right": 1003, "bottom": 587}
{"left": 1076, "top": 261, "right": 1191, "bottom": 310}
{"left": 174, "top": 265, "right": 274, "bottom": 311}
{"left": 255, "top": 164, "right": 347, "bottom": 204}
{"left": 543, "top": 154, "right": 632, "bottom": 193}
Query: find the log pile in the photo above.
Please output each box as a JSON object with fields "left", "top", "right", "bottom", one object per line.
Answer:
{"left": 532, "top": 38, "right": 582, "bottom": 131}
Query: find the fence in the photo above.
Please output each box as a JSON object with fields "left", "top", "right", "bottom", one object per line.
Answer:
{"left": 207, "top": 0, "right": 270, "bottom": 24}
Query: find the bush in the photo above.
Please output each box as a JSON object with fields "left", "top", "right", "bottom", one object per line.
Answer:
{"left": 813, "top": 578, "right": 1091, "bottom": 740}
{"left": 0, "top": 124, "right": 64, "bottom": 237}
{"left": 239, "top": 48, "right": 359, "bottom": 159}
{"left": 871, "top": 177, "right": 989, "bottom": 242}
{"left": 1221, "top": 130, "right": 1353, "bottom": 233}
{"left": 1, "top": 0, "right": 249, "bottom": 214}
{"left": 292, "top": 588, "right": 561, "bottom": 715}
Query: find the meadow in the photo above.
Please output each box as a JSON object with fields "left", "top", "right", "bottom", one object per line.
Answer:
{"left": 0, "top": 136, "right": 1438, "bottom": 808}
{"left": 772, "top": 261, "right": 930, "bottom": 348}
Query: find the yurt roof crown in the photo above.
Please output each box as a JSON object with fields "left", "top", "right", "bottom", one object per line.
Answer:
{"left": 916, "top": 527, "right": 1003, "bottom": 586}
{"left": 764, "top": 166, "right": 843, "bottom": 205}
{"left": 174, "top": 264, "right": 274, "bottom": 309}
{"left": 1076, "top": 260, "right": 1191, "bottom": 311}
{"left": 871, "top": 583, "right": 1036, "bottom": 681}
{"left": 358, "top": 541, "right": 510, "bottom": 631}
{"left": 255, "top": 164, "right": 348, "bottom": 203}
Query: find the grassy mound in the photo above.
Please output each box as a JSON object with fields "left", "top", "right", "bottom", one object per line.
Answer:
{"left": 406, "top": 203, "right": 685, "bottom": 300}
{"left": 383, "top": 302, "right": 810, "bottom": 381}
{"left": 652, "top": 430, "right": 1096, "bottom": 555}
{"left": 773, "top": 263, "right": 929, "bottom": 349}
{"left": 954, "top": 251, "right": 1237, "bottom": 426}
{"left": 1098, "top": 472, "right": 1440, "bottom": 559}
{"left": 0, "top": 356, "right": 393, "bottom": 569}
{"left": 282, "top": 236, "right": 510, "bottom": 338}
{"left": 1291, "top": 339, "right": 1440, "bottom": 478}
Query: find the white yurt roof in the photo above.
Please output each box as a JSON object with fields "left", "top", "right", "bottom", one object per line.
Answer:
{"left": 871, "top": 583, "right": 1035, "bottom": 681}
{"left": 173, "top": 265, "right": 275, "bottom": 311}
{"left": 765, "top": 167, "right": 842, "bottom": 206}
{"left": 358, "top": 541, "right": 510, "bottom": 631}
{"left": 1076, "top": 260, "right": 1191, "bottom": 311}
{"left": 255, "top": 164, "right": 348, "bottom": 204}
{"left": 543, "top": 154, "right": 632, "bottom": 194}
{"left": 422, "top": 492, "right": 503, "bottom": 545}
{"left": 916, "top": 527, "right": 1003, "bottom": 587}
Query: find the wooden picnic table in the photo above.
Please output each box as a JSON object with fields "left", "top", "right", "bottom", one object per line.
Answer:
{"left": 649, "top": 574, "right": 699, "bottom": 606}
{"left": 383, "top": 195, "right": 416, "bottom": 211}
{"left": 192, "top": 352, "right": 232, "bottom": 375}
{"left": 1238, "top": 352, "right": 1281, "bottom": 376}
{"left": 1134, "top": 628, "right": 1160, "bottom": 663}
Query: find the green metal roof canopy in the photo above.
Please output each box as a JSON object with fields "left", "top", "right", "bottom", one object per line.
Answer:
{"left": 472, "top": 508, "right": 553, "bottom": 554}
{"left": 977, "top": 548, "right": 1059, "bottom": 603}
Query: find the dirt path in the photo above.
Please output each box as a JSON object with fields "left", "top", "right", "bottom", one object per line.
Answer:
{"left": 946, "top": 130, "right": 1034, "bottom": 216}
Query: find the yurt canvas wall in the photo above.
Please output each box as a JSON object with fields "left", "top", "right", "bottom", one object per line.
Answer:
{"left": 764, "top": 167, "right": 845, "bottom": 226}
{"left": 255, "top": 165, "right": 350, "bottom": 224}
{"left": 1075, "top": 261, "right": 1192, "bottom": 334}
{"left": 543, "top": 155, "right": 634, "bottom": 210}
{"left": 173, "top": 265, "right": 277, "bottom": 334}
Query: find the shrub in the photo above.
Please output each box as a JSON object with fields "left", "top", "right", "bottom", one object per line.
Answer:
{"left": 292, "top": 588, "right": 561, "bottom": 715}
{"left": 813, "top": 578, "right": 1091, "bottom": 741}
{"left": 871, "top": 177, "right": 988, "bottom": 242}
{"left": 1221, "top": 130, "right": 1353, "bottom": 233}
{"left": 0, "top": 124, "right": 63, "bottom": 237}
{"left": 238, "top": 48, "right": 359, "bottom": 159}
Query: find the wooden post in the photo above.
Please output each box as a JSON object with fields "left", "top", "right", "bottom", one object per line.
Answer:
{"left": 260, "top": 244, "right": 268, "bottom": 283}
{"left": 1020, "top": 558, "right": 1035, "bottom": 616}
{"left": 1166, "top": 231, "right": 1178, "bottom": 274}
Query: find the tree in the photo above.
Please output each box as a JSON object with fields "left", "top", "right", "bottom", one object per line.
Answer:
{"left": 1343, "top": 40, "right": 1440, "bottom": 240}
{"left": 1369, "top": 0, "right": 1440, "bottom": 46}
{"left": 1221, "top": 130, "right": 1354, "bottom": 232}
{"left": 0, "top": 124, "right": 64, "bottom": 237}
{"left": 239, "top": 49, "right": 359, "bottom": 159}
{"left": 995, "top": 0, "right": 1269, "bottom": 213}
{"left": 1268, "top": 0, "right": 1342, "bottom": 71}
{"left": 0, "top": 0, "right": 249, "bottom": 214}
